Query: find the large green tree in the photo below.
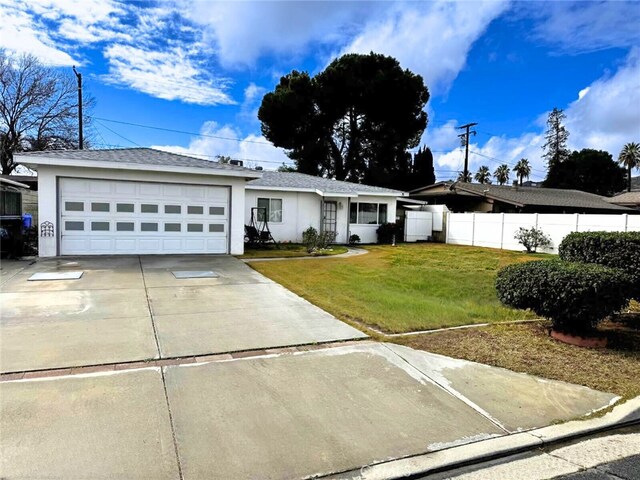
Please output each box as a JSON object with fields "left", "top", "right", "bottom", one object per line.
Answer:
{"left": 258, "top": 53, "right": 429, "bottom": 188}
{"left": 493, "top": 164, "right": 510, "bottom": 185}
{"left": 544, "top": 148, "right": 625, "bottom": 196}
{"left": 513, "top": 158, "right": 532, "bottom": 186}
{"left": 542, "top": 107, "right": 570, "bottom": 170}
{"left": 618, "top": 142, "right": 640, "bottom": 192}
{"left": 474, "top": 165, "right": 491, "bottom": 184}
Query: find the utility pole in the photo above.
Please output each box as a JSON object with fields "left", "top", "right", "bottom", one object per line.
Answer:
{"left": 457, "top": 122, "right": 477, "bottom": 181}
{"left": 72, "top": 66, "right": 83, "bottom": 150}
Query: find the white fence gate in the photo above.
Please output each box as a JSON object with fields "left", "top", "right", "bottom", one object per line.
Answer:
{"left": 446, "top": 213, "right": 640, "bottom": 253}
{"left": 404, "top": 211, "right": 433, "bottom": 242}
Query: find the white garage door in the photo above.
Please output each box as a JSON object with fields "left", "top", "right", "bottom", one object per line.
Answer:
{"left": 59, "top": 178, "right": 229, "bottom": 255}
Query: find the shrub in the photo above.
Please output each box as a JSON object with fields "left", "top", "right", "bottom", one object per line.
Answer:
{"left": 559, "top": 231, "right": 640, "bottom": 299}
{"left": 376, "top": 222, "right": 402, "bottom": 244}
{"left": 514, "top": 227, "right": 552, "bottom": 253}
{"left": 348, "top": 233, "right": 361, "bottom": 245}
{"left": 302, "top": 227, "right": 318, "bottom": 253}
{"left": 496, "top": 260, "right": 632, "bottom": 335}
{"left": 302, "top": 226, "right": 337, "bottom": 253}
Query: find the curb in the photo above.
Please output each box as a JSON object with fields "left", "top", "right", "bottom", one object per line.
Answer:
{"left": 327, "top": 397, "right": 640, "bottom": 479}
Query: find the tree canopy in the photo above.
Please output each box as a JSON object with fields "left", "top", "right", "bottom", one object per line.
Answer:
{"left": 258, "top": 52, "right": 429, "bottom": 190}
{"left": 493, "top": 164, "right": 510, "bottom": 185}
{"left": 544, "top": 148, "right": 625, "bottom": 196}
{"left": 0, "top": 51, "right": 92, "bottom": 174}
{"left": 474, "top": 165, "right": 491, "bottom": 184}
{"left": 618, "top": 142, "right": 640, "bottom": 192}
{"left": 513, "top": 158, "right": 531, "bottom": 186}
{"left": 542, "top": 107, "right": 570, "bottom": 170}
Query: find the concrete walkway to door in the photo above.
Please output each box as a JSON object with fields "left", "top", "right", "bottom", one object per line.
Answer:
{"left": 0, "top": 255, "right": 623, "bottom": 480}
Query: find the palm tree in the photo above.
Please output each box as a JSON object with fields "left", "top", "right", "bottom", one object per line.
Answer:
{"left": 474, "top": 165, "right": 492, "bottom": 184}
{"left": 618, "top": 142, "right": 640, "bottom": 192}
{"left": 513, "top": 158, "right": 532, "bottom": 186}
{"left": 493, "top": 164, "right": 510, "bottom": 185}
{"left": 456, "top": 170, "right": 472, "bottom": 182}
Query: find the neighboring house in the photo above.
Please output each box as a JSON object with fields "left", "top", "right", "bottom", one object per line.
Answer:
{"left": 608, "top": 176, "right": 640, "bottom": 210}
{"left": 0, "top": 175, "right": 38, "bottom": 226}
{"left": 15, "top": 149, "right": 260, "bottom": 256}
{"left": 246, "top": 171, "right": 405, "bottom": 244}
{"left": 0, "top": 177, "right": 30, "bottom": 257}
{"left": 411, "top": 181, "right": 635, "bottom": 214}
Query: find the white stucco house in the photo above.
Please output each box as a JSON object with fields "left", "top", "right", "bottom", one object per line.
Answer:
{"left": 246, "top": 171, "right": 405, "bottom": 244}
{"left": 16, "top": 148, "right": 406, "bottom": 257}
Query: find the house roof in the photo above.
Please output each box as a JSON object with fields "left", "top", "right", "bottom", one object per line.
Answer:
{"left": 608, "top": 191, "right": 640, "bottom": 206}
{"left": 15, "top": 148, "right": 261, "bottom": 179}
{"left": 0, "top": 177, "right": 29, "bottom": 189}
{"left": 247, "top": 171, "right": 406, "bottom": 197}
{"left": 453, "top": 182, "right": 631, "bottom": 211}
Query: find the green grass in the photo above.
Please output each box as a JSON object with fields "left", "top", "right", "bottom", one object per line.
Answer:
{"left": 250, "top": 243, "right": 554, "bottom": 333}
{"left": 238, "top": 243, "right": 349, "bottom": 259}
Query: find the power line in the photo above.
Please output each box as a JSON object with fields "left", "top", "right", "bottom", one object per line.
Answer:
{"left": 95, "top": 120, "right": 142, "bottom": 147}
{"left": 93, "top": 116, "right": 274, "bottom": 145}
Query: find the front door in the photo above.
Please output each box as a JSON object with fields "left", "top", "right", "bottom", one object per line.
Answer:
{"left": 322, "top": 201, "right": 337, "bottom": 237}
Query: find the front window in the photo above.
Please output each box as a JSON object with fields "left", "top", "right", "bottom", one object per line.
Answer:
{"left": 257, "top": 198, "right": 282, "bottom": 223}
{"left": 350, "top": 202, "right": 388, "bottom": 224}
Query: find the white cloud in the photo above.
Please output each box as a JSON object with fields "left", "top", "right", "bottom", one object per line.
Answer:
{"left": 339, "top": 1, "right": 510, "bottom": 94}
{"left": 102, "top": 44, "right": 234, "bottom": 106}
{"left": 525, "top": 0, "right": 640, "bottom": 54}
{"left": 152, "top": 121, "right": 290, "bottom": 170}
{"left": 0, "top": 2, "right": 77, "bottom": 65}
{"left": 183, "top": 1, "right": 384, "bottom": 69}
{"left": 426, "top": 49, "right": 640, "bottom": 182}
{"left": 564, "top": 48, "right": 640, "bottom": 155}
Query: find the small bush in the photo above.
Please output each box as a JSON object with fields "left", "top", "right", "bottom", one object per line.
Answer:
{"left": 348, "top": 233, "right": 361, "bottom": 245}
{"left": 376, "top": 222, "right": 402, "bottom": 244}
{"left": 559, "top": 231, "right": 640, "bottom": 299}
{"left": 302, "top": 227, "right": 318, "bottom": 253}
{"left": 496, "top": 260, "right": 632, "bottom": 335}
{"left": 514, "top": 227, "right": 552, "bottom": 253}
{"left": 302, "top": 226, "right": 336, "bottom": 253}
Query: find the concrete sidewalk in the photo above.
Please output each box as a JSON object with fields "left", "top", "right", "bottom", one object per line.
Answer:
{"left": 0, "top": 342, "right": 621, "bottom": 480}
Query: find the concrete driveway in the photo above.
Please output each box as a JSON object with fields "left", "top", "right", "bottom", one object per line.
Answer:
{"left": 0, "top": 255, "right": 365, "bottom": 372}
{"left": 0, "top": 256, "right": 620, "bottom": 479}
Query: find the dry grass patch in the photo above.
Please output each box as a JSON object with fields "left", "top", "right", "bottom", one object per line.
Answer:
{"left": 393, "top": 317, "right": 640, "bottom": 399}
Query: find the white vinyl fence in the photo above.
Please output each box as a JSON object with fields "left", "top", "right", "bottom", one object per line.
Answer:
{"left": 404, "top": 211, "right": 433, "bottom": 242}
{"left": 446, "top": 213, "right": 640, "bottom": 253}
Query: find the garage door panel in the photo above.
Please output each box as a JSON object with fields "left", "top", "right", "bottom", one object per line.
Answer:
{"left": 60, "top": 179, "right": 229, "bottom": 255}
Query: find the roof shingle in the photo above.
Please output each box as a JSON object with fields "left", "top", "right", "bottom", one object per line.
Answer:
{"left": 248, "top": 171, "right": 404, "bottom": 195}
{"left": 16, "top": 148, "right": 253, "bottom": 173}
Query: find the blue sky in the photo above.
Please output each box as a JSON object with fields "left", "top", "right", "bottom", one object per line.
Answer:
{"left": 1, "top": 0, "right": 639, "bottom": 182}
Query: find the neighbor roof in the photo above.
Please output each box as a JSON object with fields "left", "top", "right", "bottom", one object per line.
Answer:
{"left": 608, "top": 191, "right": 640, "bottom": 206}
{"left": 15, "top": 148, "right": 261, "bottom": 178}
{"left": 247, "top": 171, "right": 405, "bottom": 196}
{"left": 453, "top": 182, "right": 631, "bottom": 211}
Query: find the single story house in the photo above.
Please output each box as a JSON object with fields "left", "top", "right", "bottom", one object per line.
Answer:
{"left": 16, "top": 148, "right": 406, "bottom": 257}
{"left": 246, "top": 171, "right": 405, "bottom": 245}
{"left": 410, "top": 181, "right": 635, "bottom": 215}
{"left": 16, "top": 148, "right": 261, "bottom": 256}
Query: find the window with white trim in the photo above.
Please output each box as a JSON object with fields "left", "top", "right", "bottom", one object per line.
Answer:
{"left": 349, "top": 202, "right": 387, "bottom": 224}
{"left": 257, "top": 198, "right": 282, "bottom": 223}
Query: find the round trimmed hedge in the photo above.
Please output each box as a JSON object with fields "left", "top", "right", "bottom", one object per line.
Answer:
{"left": 559, "top": 231, "right": 640, "bottom": 299}
{"left": 496, "top": 260, "right": 633, "bottom": 334}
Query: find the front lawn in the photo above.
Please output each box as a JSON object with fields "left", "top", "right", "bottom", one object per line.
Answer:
{"left": 392, "top": 318, "right": 640, "bottom": 399}
{"left": 249, "top": 243, "right": 552, "bottom": 332}
{"left": 239, "top": 243, "right": 348, "bottom": 259}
